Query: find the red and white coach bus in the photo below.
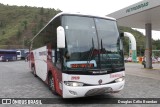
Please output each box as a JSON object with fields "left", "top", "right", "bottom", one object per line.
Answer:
{"left": 29, "top": 12, "right": 125, "bottom": 98}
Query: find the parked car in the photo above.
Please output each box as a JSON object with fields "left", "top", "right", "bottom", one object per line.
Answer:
{"left": 152, "top": 58, "right": 158, "bottom": 63}
{"left": 127, "top": 57, "right": 132, "bottom": 62}
{"left": 157, "top": 57, "right": 160, "bottom": 62}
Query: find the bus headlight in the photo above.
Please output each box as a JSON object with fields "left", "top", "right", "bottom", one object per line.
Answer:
{"left": 115, "top": 77, "right": 125, "bottom": 83}
{"left": 64, "top": 81, "right": 84, "bottom": 87}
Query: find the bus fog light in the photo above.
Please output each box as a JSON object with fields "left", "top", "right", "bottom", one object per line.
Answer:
{"left": 115, "top": 77, "right": 125, "bottom": 83}
{"left": 64, "top": 81, "right": 84, "bottom": 87}
{"left": 69, "top": 90, "right": 77, "bottom": 95}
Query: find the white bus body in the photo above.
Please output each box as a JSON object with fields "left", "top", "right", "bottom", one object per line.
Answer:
{"left": 30, "top": 12, "right": 125, "bottom": 98}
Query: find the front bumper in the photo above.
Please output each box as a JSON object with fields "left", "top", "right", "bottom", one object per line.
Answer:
{"left": 62, "top": 80, "right": 125, "bottom": 98}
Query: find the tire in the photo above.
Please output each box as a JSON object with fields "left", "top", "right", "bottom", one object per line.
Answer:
{"left": 32, "top": 66, "right": 37, "bottom": 77}
{"left": 48, "top": 74, "right": 57, "bottom": 95}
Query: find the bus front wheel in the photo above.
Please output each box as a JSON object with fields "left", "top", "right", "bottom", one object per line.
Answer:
{"left": 48, "top": 74, "right": 57, "bottom": 95}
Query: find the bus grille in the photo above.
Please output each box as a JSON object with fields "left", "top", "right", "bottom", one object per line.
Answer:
{"left": 85, "top": 87, "right": 112, "bottom": 96}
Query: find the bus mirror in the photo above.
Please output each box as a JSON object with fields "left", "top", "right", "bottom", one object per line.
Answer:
{"left": 120, "top": 32, "right": 124, "bottom": 38}
{"left": 57, "top": 26, "right": 65, "bottom": 48}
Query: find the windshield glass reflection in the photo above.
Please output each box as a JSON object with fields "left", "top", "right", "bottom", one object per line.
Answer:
{"left": 62, "top": 15, "right": 124, "bottom": 70}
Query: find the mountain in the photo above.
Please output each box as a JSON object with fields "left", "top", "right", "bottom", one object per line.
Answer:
{"left": 0, "top": 3, "right": 61, "bottom": 49}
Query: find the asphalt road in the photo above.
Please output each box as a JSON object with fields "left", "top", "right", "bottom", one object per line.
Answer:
{"left": 0, "top": 61, "right": 160, "bottom": 107}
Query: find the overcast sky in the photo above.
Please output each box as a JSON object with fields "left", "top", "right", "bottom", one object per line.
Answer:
{"left": 0, "top": 0, "right": 160, "bottom": 40}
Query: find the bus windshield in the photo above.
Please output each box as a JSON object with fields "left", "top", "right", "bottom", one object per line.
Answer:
{"left": 62, "top": 15, "right": 124, "bottom": 71}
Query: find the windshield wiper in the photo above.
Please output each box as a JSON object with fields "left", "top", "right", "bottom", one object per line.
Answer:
{"left": 100, "top": 39, "right": 115, "bottom": 71}
{"left": 84, "top": 38, "right": 95, "bottom": 70}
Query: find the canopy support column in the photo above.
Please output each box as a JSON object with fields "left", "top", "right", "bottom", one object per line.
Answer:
{"left": 145, "top": 23, "right": 152, "bottom": 69}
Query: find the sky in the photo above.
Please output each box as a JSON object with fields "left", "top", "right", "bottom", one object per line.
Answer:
{"left": 0, "top": 0, "right": 160, "bottom": 40}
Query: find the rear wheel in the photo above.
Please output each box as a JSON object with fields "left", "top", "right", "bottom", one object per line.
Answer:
{"left": 48, "top": 74, "right": 57, "bottom": 95}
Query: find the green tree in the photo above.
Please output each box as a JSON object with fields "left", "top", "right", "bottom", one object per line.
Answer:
{"left": 38, "top": 18, "right": 44, "bottom": 29}
{"left": 21, "top": 20, "right": 28, "bottom": 30}
{"left": 0, "top": 20, "right": 6, "bottom": 28}
{"left": 23, "top": 20, "right": 28, "bottom": 29}
{"left": 32, "top": 27, "right": 37, "bottom": 36}
{"left": 40, "top": 7, "right": 44, "bottom": 15}
{"left": 2, "top": 30, "right": 5, "bottom": 35}
{"left": 16, "top": 29, "right": 22, "bottom": 39}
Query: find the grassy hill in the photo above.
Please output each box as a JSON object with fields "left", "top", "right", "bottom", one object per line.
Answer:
{"left": 0, "top": 3, "right": 60, "bottom": 49}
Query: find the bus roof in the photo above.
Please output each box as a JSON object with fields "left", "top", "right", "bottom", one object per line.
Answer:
{"left": 51, "top": 12, "right": 116, "bottom": 23}
{"left": 31, "top": 12, "right": 116, "bottom": 42}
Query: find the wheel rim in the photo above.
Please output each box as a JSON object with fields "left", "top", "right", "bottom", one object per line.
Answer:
{"left": 49, "top": 76, "right": 54, "bottom": 90}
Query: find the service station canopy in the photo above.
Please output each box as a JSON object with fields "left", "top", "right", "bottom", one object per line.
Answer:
{"left": 107, "top": 0, "right": 160, "bottom": 31}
